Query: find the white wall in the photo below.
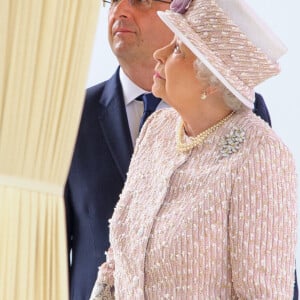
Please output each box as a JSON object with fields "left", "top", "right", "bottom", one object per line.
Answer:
{"left": 87, "top": 1, "right": 300, "bottom": 289}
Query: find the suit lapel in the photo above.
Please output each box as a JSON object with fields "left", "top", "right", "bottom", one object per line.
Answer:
{"left": 98, "top": 69, "right": 133, "bottom": 180}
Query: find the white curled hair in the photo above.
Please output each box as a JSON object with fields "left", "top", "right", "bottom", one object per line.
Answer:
{"left": 193, "top": 59, "right": 245, "bottom": 111}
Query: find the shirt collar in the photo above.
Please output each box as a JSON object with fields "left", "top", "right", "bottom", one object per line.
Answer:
{"left": 119, "top": 68, "right": 148, "bottom": 106}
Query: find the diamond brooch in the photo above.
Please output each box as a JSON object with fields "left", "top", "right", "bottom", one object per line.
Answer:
{"left": 219, "top": 128, "right": 245, "bottom": 158}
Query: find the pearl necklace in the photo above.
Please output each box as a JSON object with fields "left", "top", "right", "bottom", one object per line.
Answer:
{"left": 176, "top": 111, "right": 234, "bottom": 153}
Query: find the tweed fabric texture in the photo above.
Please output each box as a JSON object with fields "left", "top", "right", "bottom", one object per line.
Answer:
{"left": 91, "top": 108, "right": 297, "bottom": 299}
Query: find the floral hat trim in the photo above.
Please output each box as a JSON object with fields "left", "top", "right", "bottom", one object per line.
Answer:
{"left": 170, "top": 0, "right": 192, "bottom": 13}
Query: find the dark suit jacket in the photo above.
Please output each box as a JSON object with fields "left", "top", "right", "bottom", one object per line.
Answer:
{"left": 65, "top": 68, "right": 297, "bottom": 299}
{"left": 65, "top": 68, "right": 134, "bottom": 300}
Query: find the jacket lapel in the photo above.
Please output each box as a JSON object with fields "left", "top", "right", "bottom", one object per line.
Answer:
{"left": 98, "top": 68, "right": 133, "bottom": 180}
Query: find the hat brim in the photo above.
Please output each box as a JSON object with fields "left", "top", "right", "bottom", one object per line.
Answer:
{"left": 157, "top": 10, "right": 255, "bottom": 109}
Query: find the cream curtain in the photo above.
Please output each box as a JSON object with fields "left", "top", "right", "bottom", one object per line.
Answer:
{"left": 0, "top": 1, "right": 99, "bottom": 299}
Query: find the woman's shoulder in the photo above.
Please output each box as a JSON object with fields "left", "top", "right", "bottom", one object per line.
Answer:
{"left": 239, "top": 110, "right": 279, "bottom": 138}
{"left": 235, "top": 110, "right": 293, "bottom": 156}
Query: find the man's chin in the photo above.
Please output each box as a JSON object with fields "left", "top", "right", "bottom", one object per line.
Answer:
{"left": 111, "top": 42, "right": 137, "bottom": 60}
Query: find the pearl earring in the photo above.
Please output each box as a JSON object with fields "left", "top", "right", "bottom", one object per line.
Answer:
{"left": 200, "top": 91, "right": 207, "bottom": 100}
{"left": 200, "top": 86, "right": 218, "bottom": 100}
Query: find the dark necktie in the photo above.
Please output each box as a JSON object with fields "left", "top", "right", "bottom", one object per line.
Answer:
{"left": 137, "top": 93, "right": 161, "bottom": 130}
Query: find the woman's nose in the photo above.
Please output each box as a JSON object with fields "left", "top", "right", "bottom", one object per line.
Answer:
{"left": 153, "top": 43, "right": 171, "bottom": 63}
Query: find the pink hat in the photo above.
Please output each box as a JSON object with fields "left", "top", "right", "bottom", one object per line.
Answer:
{"left": 157, "top": 0, "right": 287, "bottom": 108}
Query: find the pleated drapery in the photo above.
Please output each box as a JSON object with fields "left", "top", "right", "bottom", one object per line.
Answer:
{"left": 0, "top": 1, "right": 99, "bottom": 299}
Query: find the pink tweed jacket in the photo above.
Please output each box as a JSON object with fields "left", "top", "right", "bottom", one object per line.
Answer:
{"left": 90, "top": 108, "right": 297, "bottom": 299}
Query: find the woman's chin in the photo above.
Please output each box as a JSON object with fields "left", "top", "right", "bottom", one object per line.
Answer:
{"left": 151, "top": 86, "right": 162, "bottom": 99}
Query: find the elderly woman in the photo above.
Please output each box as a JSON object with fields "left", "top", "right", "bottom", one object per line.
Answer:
{"left": 90, "top": 0, "right": 297, "bottom": 298}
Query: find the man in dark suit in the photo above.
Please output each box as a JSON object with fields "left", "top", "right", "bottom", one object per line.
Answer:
{"left": 64, "top": 0, "right": 297, "bottom": 299}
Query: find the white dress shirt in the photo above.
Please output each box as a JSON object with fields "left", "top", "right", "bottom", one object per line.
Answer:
{"left": 119, "top": 68, "right": 168, "bottom": 147}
